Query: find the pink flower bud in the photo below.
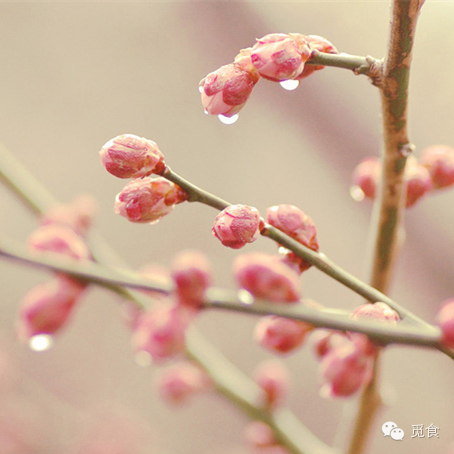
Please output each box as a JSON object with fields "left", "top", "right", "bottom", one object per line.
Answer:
{"left": 309, "top": 329, "right": 348, "bottom": 359}
{"left": 171, "top": 250, "right": 212, "bottom": 309}
{"left": 405, "top": 161, "right": 432, "bottom": 207}
{"left": 100, "top": 134, "right": 165, "bottom": 179}
{"left": 212, "top": 205, "right": 262, "bottom": 249}
{"left": 200, "top": 59, "right": 260, "bottom": 117}
{"left": 114, "top": 177, "right": 187, "bottom": 224}
{"left": 245, "top": 421, "right": 277, "bottom": 448}
{"left": 349, "top": 302, "right": 400, "bottom": 355}
{"left": 251, "top": 33, "right": 311, "bottom": 82}
{"left": 319, "top": 341, "right": 373, "bottom": 398}
{"left": 234, "top": 252, "right": 301, "bottom": 303}
{"left": 255, "top": 315, "right": 312, "bottom": 354}
{"left": 17, "top": 277, "right": 85, "bottom": 340}
{"left": 132, "top": 305, "right": 193, "bottom": 362}
{"left": 297, "top": 35, "right": 338, "bottom": 80}
{"left": 254, "top": 359, "right": 289, "bottom": 409}
{"left": 351, "top": 157, "right": 381, "bottom": 201}
{"left": 437, "top": 298, "right": 454, "bottom": 348}
{"left": 266, "top": 205, "right": 318, "bottom": 272}
{"left": 157, "top": 362, "right": 211, "bottom": 405}
{"left": 40, "top": 194, "right": 97, "bottom": 237}
{"left": 28, "top": 224, "right": 91, "bottom": 261}
{"left": 420, "top": 145, "right": 454, "bottom": 189}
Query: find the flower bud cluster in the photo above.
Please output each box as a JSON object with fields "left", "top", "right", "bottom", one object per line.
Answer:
{"left": 100, "top": 134, "right": 188, "bottom": 224}
{"left": 18, "top": 197, "right": 97, "bottom": 341}
{"left": 200, "top": 33, "right": 337, "bottom": 117}
{"left": 352, "top": 146, "right": 454, "bottom": 207}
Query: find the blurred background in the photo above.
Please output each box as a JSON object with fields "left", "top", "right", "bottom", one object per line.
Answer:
{"left": 0, "top": 1, "right": 453, "bottom": 453}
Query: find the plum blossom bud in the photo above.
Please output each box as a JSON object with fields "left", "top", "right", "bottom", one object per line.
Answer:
{"left": 157, "top": 362, "right": 211, "bottom": 405}
{"left": 115, "top": 177, "right": 187, "bottom": 224}
{"left": 420, "top": 145, "right": 454, "bottom": 189}
{"left": 405, "top": 161, "right": 432, "bottom": 207}
{"left": 100, "top": 134, "right": 165, "bottom": 179}
{"left": 28, "top": 224, "right": 91, "bottom": 261}
{"left": 132, "top": 305, "right": 193, "bottom": 362}
{"left": 255, "top": 315, "right": 312, "bottom": 354}
{"left": 234, "top": 252, "right": 301, "bottom": 303}
{"left": 254, "top": 359, "right": 290, "bottom": 409}
{"left": 171, "top": 250, "right": 212, "bottom": 309}
{"left": 245, "top": 421, "right": 277, "bottom": 449}
{"left": 437, "top": 298, "right": 454, "bottom": 348}
{"left": 319, "top": 341, "right": 373, "bottom": 398}
{"left": 212, "top": 205, "right": 262, "bottom": 249}
{"left": 351, "top": 157, "right": 381, "bottom": 201}
{"left": 349, "top": 302, "right": 400, "bottom": 355}
{"left": 200, "top": 57, "right": 260, "bottom": 117}
{"left": 266, "top": 204, "right": 318, "bottom": 272}
{"left": 17, "top": 277, "right": 85, "bottom": 340}
{"left": 40, "top": 194, "right": 97, "bottom": 237}
{"left": 297, "top": 35, "right": 338, "bottom": 80}
{"left": 309, "top": 329, "right": 348, "bottom": 359}
{"left": 250, "top": 33, "right": 311, "bottom": 81}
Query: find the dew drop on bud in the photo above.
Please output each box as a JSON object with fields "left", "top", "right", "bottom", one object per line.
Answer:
{"left": 28, "top": 334, "right": 54, "bottom": 352}
{"left": 198, "top": 86, "right": 204, "bottom": 94}
{"left": 135, "top": 350, "right": 152, "bottom": 367}
{"left": 204, "top": 109, "right": 209, "bottom": 115}
{"left": 218, "top": 114, "right": 239, "bottom": 125}
{"left": 280, "top": 80, "right": 300, "bottom": 91}
{"left": 350, "top": 185, "right": 365, "bottom": 202}
{"left": 238, "top": 289, "right": 254, "bottom": 305}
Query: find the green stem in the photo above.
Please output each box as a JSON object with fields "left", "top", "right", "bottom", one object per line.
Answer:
{"left": 0, "top": 236, "right": 445, "bottom": 350}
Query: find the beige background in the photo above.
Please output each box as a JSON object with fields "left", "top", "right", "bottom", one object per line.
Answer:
{"left": 0, "top": 2, "right": 453, "bottom": 453}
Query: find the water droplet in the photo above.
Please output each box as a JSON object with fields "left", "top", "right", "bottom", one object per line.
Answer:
{"left": 198, "top": 86, "right": 204, "bottom": 94}
{"left": 218, "top": 114, "right": 239, "bottom": 125}
{"left": 28, "top": 334, "right": 53, "bottom": 352}
{"left": 204, "top": 109, "right": 209, "bottom": 115}
{"left": 238, "top": 289, "right": 254, "bottom": 305}
{"left": 135, "top": 351, "right": 152, "bottom": 367}
{"left": 350, "top": 185, "right": 365, "bottom": 202}
{"left": 280, "top": 79, "right": 300, "bottom": 91}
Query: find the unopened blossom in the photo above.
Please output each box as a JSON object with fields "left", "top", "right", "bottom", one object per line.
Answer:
{"left": 420, "top": 144, "right": 454, "bottom": 189}
{"left": 115, "top": 177, "right": 187, "bottom": 224}
{"left": 100, "top": 134, "right": 165, "bottom": 179}
{"left": 212, "top": 204, "right": 262, "bottom": 249}
{"left": 266, "top": 204, "right": 319, "bottom": 272}
{"left": 297, "top": 35, "right": 338, "bottom": 80}
{"left": 28, "top": 224, "right": 91, "bottom": 261}
{"left": 349, "top": 302, "right": 400, "bottom": 355}
{"left": 254, "top": 359, "right": 290, "bottom": 409}
{"left": 319, "top": 340, "right": 373, "bottom": 398}
{"left": 171, "top": 250, "right": 212, "bottom": 309}
{"left": 255, "top": 315, "right": 312, "bottom": 354}
{"left": 132, "top": 305, "right": 193, "bottom": 362}
{"left": 250, "top": 33, "right": 311, "bottom": 81}
{"left": 310, "top": 329, "right": 348, "bottom": 359}
{"left": 17, "top": 277, "right": 85, "bottom": 340}
{"left": 200, "top": 53, "right": 260, "bottom": 117}
{"left": 351, "top": 157, "right": 381, "bottom": 201}
{"left": 40, "top": 194, "right": 97, "bottom": 237}
{"left": 245, "top": 421, "right": 277, "bottom": 449}
{"left": 234, "top": 252, "right": 301, "bottom": 303}
{"left": 405, "top": 161, "right": 432, "bottom": 207}
{"left": 157, "top": 362, "right": 211, "bottom": 405}
{"left": 437, "top": 298, "right": 454, "bottom": 348}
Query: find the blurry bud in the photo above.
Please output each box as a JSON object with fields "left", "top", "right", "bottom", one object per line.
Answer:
{"left": 254, "top": 359, "right": 290, "bottom": 409}
{"left": 420, "top": 144, "right": 454, "bottom": 189}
